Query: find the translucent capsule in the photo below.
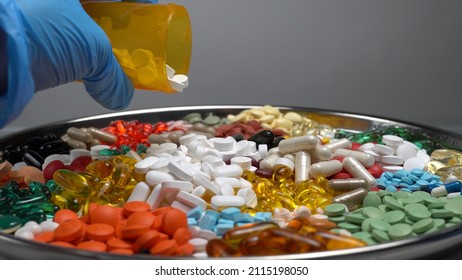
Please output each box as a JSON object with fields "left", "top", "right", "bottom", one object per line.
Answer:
{"left": 85, "top": 159, "right": 114, "bottom": 178}
{"left": 334, "top": 148, "right": 375, "bottom": 168}
{"left": 313, "top": 231, "right": 367, "bottom": 251}
{"left": 310, "top": 160, "right": 343, "bottom": 178}
{"left": 223, "top": 222, "right": 279, "bottom": 247}
{"left": 206, "top": 238, "right": 241, "bottom": 257}
{"left": 426, "top": 160, "right": 447, "bottom": 174}
{"left": 342, "top": 156, "right": 377, "bottom": 188}
{"left": 430, "top": 149, "right": 462, "bottom": 166}
{"left": 294, "top": 151, "right": 311, "bottom": 183}
{"left": 327, "top": 178, "right": 369, "bottom": 194}
{"left": 311, "top": 145, "right": 334, "bottom": 161}
{"left": 332, "top": 187, "right": 368, "bottom": 211}
{"left": 324, "top": 138, "right": 352, "bottom": 152}
{"left": 53, "top": 169, "right": 90, "bottom": 195}
{"left": 434, "top": 164, "right": 462, "bottom": 182}
{"left": 259, "top": 152, "right": 282, "bottom": 170}
{"left": 278, "top": 135, "right": 319, "bottom": 154}
{"left": 111, "top": 162, "right": 132, "bottom": 187}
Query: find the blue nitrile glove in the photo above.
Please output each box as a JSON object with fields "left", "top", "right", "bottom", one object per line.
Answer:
{"left": 0, "top": 0, "right": 134, "bottom": 128}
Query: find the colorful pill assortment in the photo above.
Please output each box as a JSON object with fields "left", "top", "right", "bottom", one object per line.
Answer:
{"left": 1, "top": 105, "right": 462, "bottom": 258}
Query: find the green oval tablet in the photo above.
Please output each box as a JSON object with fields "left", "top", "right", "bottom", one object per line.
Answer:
{"left": 0, "top": 215, "right": 21, "bottom": 233}
{"left": 364, "top": 207, "right": 385, "bottom": 219}
{"left": 392, "top": 191, "right": 410, "bottom": 200}
{"left": 388, "top": 223, "right": 413, "bottom": 240}
{"left": 404, "top": 203, "right": 431, "bottom": 221}
{"left": 444, "top": 199, "right": 462, "bottom": 216}
{"left": 430, "top": 208, "right": 454, "bottom": 219}
{"left": 383, "top": 196, "right": 404, "bottom": 211}
{"left": 427, "top": 201, "right": 446, "bottom": 209}
{"left": 325, "top": 203, "right": 347, "bottom": 217}
{"left": 345, "top": 213, "right": 366, "bottom": 225}
{"left": 378, "top": 190, "right": 392, "bottom": 198}
{"left": 363, "top": 193, "right": 382, "bottom": 207}
{"left": 432, "top": 218, "right": 446, "bottom": 229}
{"left": 412, "top": 191, "right": 431, "bottom": 199}
{"left": 423, "top": 196, "right": 442, "bottom": 206}
{"left": 370, "top": 220, "right": 391, "bottom": 232}
{"left": 412, "top": 218, "right": 434, "bottom": 234}
{"left": 399, "top": 196, "right": 424, "bottom": 206}
{"left": 352, "top": 231, "right": 372, "bottom": 240}
{"left": 383, "top": 210, "right": 406, "bottom": 224}
{"left": 338, "top": 222, "right": 360, "bottom": 233}
{"left": 329, "top": 215, "right": 346, "bottom": 223}
{"left": 447, "top": 216, "right": 461, "bottom": 223}
{"left": 378, "top": 205, "right": 389, "bottom": 213}
{"left": 362, "top": 218, "right": 382, "bottom": 232}
{"left": 371, "top": 229, "right": 390, "bottom": 242}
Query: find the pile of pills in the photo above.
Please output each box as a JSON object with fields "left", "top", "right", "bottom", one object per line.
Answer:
{"left": 1, "top": 105, "right": 462, "bottom": 258}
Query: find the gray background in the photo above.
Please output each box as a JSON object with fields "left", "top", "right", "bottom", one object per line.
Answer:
{"left": 2, "top": 0, "right": 462, "bottom": 134}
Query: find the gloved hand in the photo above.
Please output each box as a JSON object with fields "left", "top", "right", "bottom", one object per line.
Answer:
{"left": 0, "top": 0, "right": 134, "bottom": 127}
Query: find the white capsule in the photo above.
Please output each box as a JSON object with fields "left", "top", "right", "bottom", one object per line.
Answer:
{"left": 15, "top": 229, "right": 34, "bottom": 240}
{"left": 259, "top": 152, "right": 282, "bottom": 170}
{"left": 431, "top": 185, "right": 448, "bottom": 197}
{"left": 445, "top": 174, "right": 459, "bottom": 184}
{"left": 342, "top": 157, "right": 376, "bottom": 188}
{"left": 145, "top": 170, "right": 175, "bottom": 187}
{"left": 310, "top": 160, "right": 343, "bottom": 178}
{"left": 295, "top": 151, "right": 311, "bottom": 183}
{"left": 324, "top": 138, "right": 352, "bottom": 152}
{"left": 127, "top": 182, "right": 151, "bottom": 202}
{"left": 213, "top": 164, "right": 243, "bottom": 178}
{"left": 334, "top": 148, "right": 375, "bottom": 168}
{"left": 210, "top": 195, "right": 245, "bottom": 210}
{"left": 273, "top": 157, "right": 295, "bottom": 172}
{"left": 447, "top": 192, "right": 462, "bottom": 199}
{"left": 176, "top": 190, "right": 207, "bottom": 210}
{"left": 278, "top": 135, "right": 320, "bottom": 154}
{"left": 311, "top": 145, "right": 334, "bottom": 161}
{"left": 23, "top": 221, "right": 42, "bottom": 234}
{"left": 363, "top": 150, "right": 382, "bottom": 162}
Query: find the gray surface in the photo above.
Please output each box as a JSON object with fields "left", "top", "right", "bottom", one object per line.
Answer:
{"left": 3, "top": 0, "right": 462, "bottom": 132}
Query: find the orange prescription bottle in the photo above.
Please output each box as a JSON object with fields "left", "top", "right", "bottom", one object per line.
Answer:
{"left": 82, "top": 1, "right": 192, "bottom": 93}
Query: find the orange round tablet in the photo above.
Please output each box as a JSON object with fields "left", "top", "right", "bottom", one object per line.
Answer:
{"left": 7, "top": 169, "right": 26, "bottom": 184}
{"left": 176, "top": 243, "right": 195, "bottom": 256}
{"left": 90, "top": 204, "right": 121, "bottom": 227}
{"left": 151, "top": 215, "right": 163, "bottom": 230}
{"left": 120, "top": 223, "right": 150, "bottom": 240}
{"left": 110, "top": 248, "right": 134, "bottom": 255}
{"left": 152, "top": 207, "right": 171, "bottom": 217}
{"left": 162, "top": 208, "right": 187, "bottom": 236}
{"left": 0, "top": 161, "right": 13, "bottom": 181}
{"left": 150, "top": 239, "right": 178, "bottom": 256}
{"left": 49, "top": 241, "right": 76, "bottom": 248}
{"left": 54, "top": 219, "right": 84, "bottom": 243}
{"left": 123, "top": 201, "right": 150, "bottom": 217}
{"left": 34, "top": 231, "right": 55, "bottom": 243}
{"left": 114, "top": 219, "right": 127, "bottom": 239}
{"left": 106, "top": 237, "right": 133, "bottom": 251}
{"left": 24, "top": 171, "right": 46, "bottom": 185}
{"left": 76, "top": 240, "right": 107, "bottom": 252}
{"left": 133, "top": 230, "right": 168, "bottom": 253}
{"left": 54, "top": 209, "right": 79, "bottom": 225}
{"left": 85, "top": 223, "right": 115, "bottom": 242}
{"left": 127, "top": 211, "right": 155, "bottom": 227}
{"left": 173, "top": 227, "right": 191, "bottom": 246}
